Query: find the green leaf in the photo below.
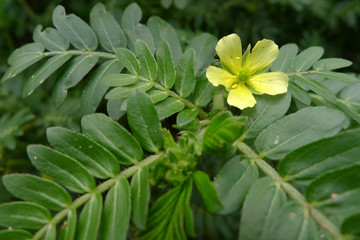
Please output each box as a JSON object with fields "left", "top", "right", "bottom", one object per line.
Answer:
{"left": 193, "top": 73, "right": 216, "bottom": 107}
{"left": 27, "top": 145, "right": 95, "bottom": 193}
{"left": 292, "top": 46, "right": 324, "bottom": 72}
{"left": 81, "top": 113, "right": 143, "bottom": 165}
{"left": 161, "top": 0, "right": 172, "bottom": 8}
{"left": 135, "top": 40, "right": 158, "bottom": 81}
{"left": 0, "top": 109, "right": 35, "bottom": 150}
{"left": 305, "top": 164, "right": 360, "bottom": 215}
{"left": 294, "top": 74, "right": 337, "bottom": 103}
{"left": 105, "top": 82, "right": 153, "bottom": 99}
{"left": 47, "top": 127, "right": 120, "bottom": 178}
{"left": 187, "top": 33, "right": 217, "bottom": 76}
{"left": 115, "top": 48, "right": 140, "bottom": 75}
{"left": 314, "top": 70, "right": 360, "bottom": 83}
{"left": 8, "top": 43, "right": 44, "bottom": 65}
{"left": 268, "top": 202, "right": 318, "bottom": 240}
{"left": 184, "top": 202, "right": 195, "bottom": 238}
{"left": 203, "top": 112, "right": 248, "bottom": 153}
{"left": 155, "top": 97, "right": 185, "bottom": 120}
{"left": 33, "top": 25, "right": 69, "bottom": 51}
{"left": 243, "top": 93, "right": 291, "bottom": 139}
{"left": 279, "top": 129, "right": 360, "bottom": 184}
{"left": 340, "top": 83, "right": 360, "bottom": 102}
{"left": 147, "top": 16, "right": 182, "bottom": 64}
{"left": 101, "top": 177, "right": 131, "bottom": 240}
{"left": 81, "top": 59, "right": 122, "bottom": 115}
{"left": 177, "top": 109, "right": 199, "bottom": 127}
{"left": 75, "top": 193, "right": 102, "bottom": 240}
{"left": 121, "top": 3, "right": 155, "bottom": 53}
{"left": 140, "top": 179, "right": 192, "bottom": 240}
{"left": 59, "top": 209, "right": 77, "bottom": 240}
{"left": 3, "top": 174, "right": 71, "bottom": 210}
{"left": 90, "top": 3, "right": 126, "bottom": 52}
{"left": 156, "top": 40, "right": 176, "bottom": 89}
{"left": 255, "top": 107, "right": 346, "bottom": 160}
{"left": 288, "top": 81, "right": 311, "bottom": 105}
{"left": 0, "top": 229, "right": 33, "bottom": 240}
{"left": 127, "top": 90, "right": 164, "bottom": 153}
{"left": 271, "top": 43, "right": 299, "bottom": 73}
{"left": 341, "top": 213, "right": 360, "bottom": 235}
{"left": 2, "top": 43, "right": 45, "bottom": 82}
{"left": 214, "top": 157, "right": 259, "bottom": 215}
{"left": 0, "top": 202, "right": 51, "bottom": 229}
{"left": 53, "top": 55, "right": 99, "bottom": 108}
{"left": 106, "top": 98, "right": 126, "bottom": 121}
{"left": 131, "top": 167, "right": 150, "bottom": 230}
{"left": 101, "top": 74, "right": 138, "bottom": 87}
{"left": 175, "top": 48, "right": 196, "bottom": 98}
{"left": 192, "top": 171, "right": 222, "bottom": 213}
{"left": 239, "top": 177, "right": 287, "bottom": 240}
{"left": 174, "top": 0, "right": 188, "bottom": 9}
{"left": 52, "top": 5, "right": 98, "bottom": 50}
{"left": 147, "top": 90, "right": 169, "bottom": 103}
{"left": 313, "top": 58, "right": 352, "bottom": 70}
{"left": 23, "top": 54, "right": 72, "bottom": 97}
{"left": 336, "top": 101, "right": 360, "bottom": 124}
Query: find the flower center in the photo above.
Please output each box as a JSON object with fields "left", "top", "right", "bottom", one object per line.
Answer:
{"left": 236, "top": 68, "right": 250, "bottom": 82}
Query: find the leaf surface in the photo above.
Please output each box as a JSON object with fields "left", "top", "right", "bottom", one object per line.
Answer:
{"left": 127, "top": 90, "right": 164, "bottom": 153}
{"left": 255, "top": 107, "right": 345, "bottom": 160}
{"left": 52, "top": 5, "right": 98, "bottom": 50}
{"left": 3, "top": 174, "right": 71, "bottom": 210}
{"left": 81, "top": 113, "right": 143, "bottom": 165}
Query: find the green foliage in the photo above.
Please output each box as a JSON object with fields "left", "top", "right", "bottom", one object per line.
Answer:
{"left": 1, "top": 2, "right": 360, "bottom": 240}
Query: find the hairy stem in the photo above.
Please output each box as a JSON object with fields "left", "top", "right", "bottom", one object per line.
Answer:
{"left": 287, "top": 70, "right": 316, "bottom": 77}
{"left": 138, "top": 76, "right": 208, "bottom": 119}
{"left": 236, "top": 141, "right": 344, "bottom": 240}
{"left": 42, "top": 50, "right": 116, "bottom": 59}
{"left": 32, "top": 153, "right": 164, "bottom": 240}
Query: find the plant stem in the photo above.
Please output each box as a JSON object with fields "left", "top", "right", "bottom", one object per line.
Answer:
{"left": 32, "top": 153, "right": 164, "bottom": 240}
{"left": 287, "top": 70, "right": 316, "bottom": 77}
{"left": 42, "top": 50, "right": 116, "bottom": 59}
{"left": 236, "top": 141, "right": 344, "bottom": 240}
{"left": 138, "top": 76, "right": 208, "bottom": 119}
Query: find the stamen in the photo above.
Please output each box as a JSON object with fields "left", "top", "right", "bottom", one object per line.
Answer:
{"left": 232, "top": 84, "right": 238, "bottom": 89}
{"left": 235, "top": 57, "right": 241, "bottom": 60}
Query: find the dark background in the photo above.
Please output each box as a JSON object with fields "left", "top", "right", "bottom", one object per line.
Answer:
{"left": 1, "top": 0, "right": 360, "bottom": 74}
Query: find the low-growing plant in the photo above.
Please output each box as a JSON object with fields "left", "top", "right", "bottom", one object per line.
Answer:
{"left": 0, "top": 2, "right": 360, "bottom": 240}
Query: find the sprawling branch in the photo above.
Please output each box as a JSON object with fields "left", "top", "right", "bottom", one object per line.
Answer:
{"left": 33, "top": 153, "right": 164, "bottom": 240}
{"left": 236, "top": 141, "right": 344, "bottom": 240}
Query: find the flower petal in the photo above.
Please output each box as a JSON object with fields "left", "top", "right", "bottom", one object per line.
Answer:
{"left": 247, "top": 72, "right": 289, "bottom": 95}
{"left": 206, "top": 66, "right": 237, "bottom": 88}
{"left": 244, "top": 39, "right": 279, "bottom": 75}
{"left": 216, "top": 33, "right": 243, "bottom": 75}
{"left": 227, "top": 83, "right": 256, "bottom": 110}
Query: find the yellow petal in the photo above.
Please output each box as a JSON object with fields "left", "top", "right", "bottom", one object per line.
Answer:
{"left": 206, "top": 66, "right": 237, "bottom": 88}
{"left": 247, "top": 72, "right": 289, "bottom": 95}
{"left": 216, "top": 33, "right": 243, "bottom": 75}
{"left": 227, "top": 83, "right": 256, "bottom": 110}
{"left": 244, "top": 39, "right": 279, "bottom": 75}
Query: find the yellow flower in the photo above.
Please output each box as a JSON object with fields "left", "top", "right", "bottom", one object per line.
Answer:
{"left": 206, "top": 33, "right": 289, "bottom": 110}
